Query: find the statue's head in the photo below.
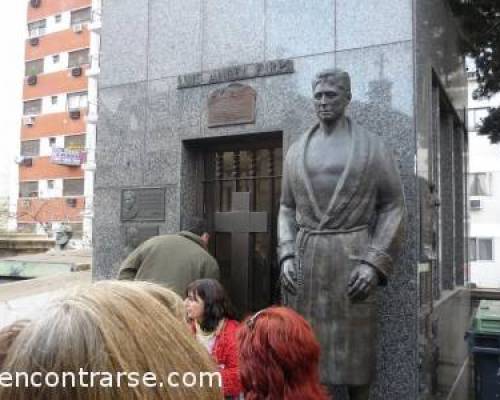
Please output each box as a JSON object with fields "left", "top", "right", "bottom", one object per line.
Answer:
{"left": 312, "top": 69, "right": 352, "bottom": 123}
{"left": 54, "top": 224, "right": 73, "bottom": 249}
{"left": 123, "top": 190, "right": 136, "bottom": 210}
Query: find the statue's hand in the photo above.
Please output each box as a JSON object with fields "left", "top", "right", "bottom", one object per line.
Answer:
{"left": 280, "top": 258, "right": 298, "bottom": 296}
{"left": 348, "top": 264, "right": 379, "bottom": 301}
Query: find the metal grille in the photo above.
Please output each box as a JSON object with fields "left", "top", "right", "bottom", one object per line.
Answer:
{"left": 21, "top": 140, "right": 40, "bottom": 157}
{"left": 63, "top": 179, "right": 84, "bottom": 196}
{"left": 68, "top": 49, "right": 90, "bottom": 68}
{"left": 25, "top": 59, "right": 44, "bottom": 76}
{"left": 71, "top": 7, "right": 91, "bottom": 25}
{"left": 23, "top": 99, "right": 42, "bottom": 115}
{"left": 19, "top": 182, "right": 38, "bottom": 198}
{"left": 203, "top": 145, "right": 282, "bottom": 312}
{"left": 65, "top": 134, "right": 86, "bottom": 150}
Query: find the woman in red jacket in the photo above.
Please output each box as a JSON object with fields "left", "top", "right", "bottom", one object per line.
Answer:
{"left": 185, "top": 279, "right": 242, "bottom": 399}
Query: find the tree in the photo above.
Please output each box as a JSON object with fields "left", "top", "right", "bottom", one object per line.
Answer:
{"left": 449, "top": 0, "right": 500, "bottom": 143}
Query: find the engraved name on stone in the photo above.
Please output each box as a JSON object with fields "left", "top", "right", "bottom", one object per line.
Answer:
{"left": 178, "top": 59, "right": 294, "bottom": 89}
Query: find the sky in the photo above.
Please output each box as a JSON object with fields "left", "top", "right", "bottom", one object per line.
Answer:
{"left": 0, "top": 2, "right": 26, "bottom": 200}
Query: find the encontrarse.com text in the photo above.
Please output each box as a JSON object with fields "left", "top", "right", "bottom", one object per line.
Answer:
{"left": 0, "top": 369, "right": 222, "bottom": 389}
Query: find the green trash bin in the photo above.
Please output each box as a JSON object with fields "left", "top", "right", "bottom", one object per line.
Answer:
{"left": 468, "top": 300, "right": 500, "bottom": 400}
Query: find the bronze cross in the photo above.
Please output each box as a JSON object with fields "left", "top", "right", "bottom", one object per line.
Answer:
{"left": 215, "top": 192, "right": 267, "bottom": 313}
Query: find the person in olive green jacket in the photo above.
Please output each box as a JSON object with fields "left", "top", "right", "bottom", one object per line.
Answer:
{"left": 117, "top": 231, "right": 220, "bottom": 296}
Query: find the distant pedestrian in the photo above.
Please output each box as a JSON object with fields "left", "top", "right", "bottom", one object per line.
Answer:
{"left": 185, "top": 279, "right": 242, "bottom": 399}
{"left": 118, "top": 229, "right": 219, "bottom": 296}
{"left": 239, "top": 306, "right": 329, "bottom": 400}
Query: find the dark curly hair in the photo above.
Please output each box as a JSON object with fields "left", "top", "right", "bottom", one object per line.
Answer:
{"left": 186, "top": 279, "right": 235, "bottom": 332}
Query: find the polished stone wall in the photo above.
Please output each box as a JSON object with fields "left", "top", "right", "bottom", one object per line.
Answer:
{"left": 95, "top": 1, "right": 467, "bottom": 398}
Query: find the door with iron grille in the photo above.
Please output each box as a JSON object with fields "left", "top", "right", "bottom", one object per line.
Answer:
{"left": 203, "top": 138, "right": 282, "bottom": 316}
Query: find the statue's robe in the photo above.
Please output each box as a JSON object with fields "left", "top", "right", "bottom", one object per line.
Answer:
{"left": 278, "top": 119, "right": 405, "bottom": 385}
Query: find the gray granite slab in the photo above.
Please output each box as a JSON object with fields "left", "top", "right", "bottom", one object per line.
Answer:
{"left": 336, "top": 41, "right": 415, "bottom": 175}
{"left": 415, "top": 0, "right": 467, "bottom": 120}
{"left": 202, "top": 0, "right": 265, "bottom": 70}
{"left": 148, "top": 77, "right": 202, "bottom": 140}
{"left": 336, "top": 0, "right": 412, "bottom": 51}
{"left": 148, "top": 0, "right": 202, "bottom": 80}
{"left": 92, "top": 188, "right": 123, "bottom": 280}
{"left": 95, "top": 83, "right": 147, "bottom": 189}
{"left": 265, "top": 0, "right": 335, "bottom": 59}
{"left": 99, "top": 0, "right": 149, "bottom": 88}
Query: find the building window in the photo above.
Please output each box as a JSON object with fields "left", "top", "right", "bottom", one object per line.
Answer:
{"left": 65, "top": 135, "right": 86, "bottom": 150}
{"left": 469, "top": 238, "right": 494, "bottom": 261}
{"left": 23, "top": 99, "right": 42, "bottom": 115}
{"left": 28, "top": 19, "right": 46, "bottom": 38}
{"left": 47, "top": 180, "right": 55, "bottom": 190}
{"left": 63, "top": 179, "right": 84, "bottom": 196}
{"left": 19, "top": 181, "right": 39, "bottom": 198}
{"left": 68, "top": 49, "right": 90, "bottom": 68}
{"left": 52, "top": 54, "right": 60, "bottom": 63}
{"left": 20, "top": 140, "right": 40, "bottom": 157}
{"left": 67, "top": 92, "right": 88, "bottom": 110}
{"left": 51, "top": 96, "right": 58, "bottom": 105}
{"left": 468, "top": 108, "right": 490, "bottom": 132}
{"left": 469, "top": 173, "right": 490, "bottom": 196}
{"left": 25, "top": 59, "right": 44, "bottom": 76}
{"left": 71, "top": 8, "right": 91, "bottom": 25}
{"left": 55, "top": 14, "right": 62, "bottom": 23}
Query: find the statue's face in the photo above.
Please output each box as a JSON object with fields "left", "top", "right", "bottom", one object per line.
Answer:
{"left": 123, "top": 191, "right": 136, "bottom": 209}
{"left": 313, "top": 80, "right": 350, "bottom": 123}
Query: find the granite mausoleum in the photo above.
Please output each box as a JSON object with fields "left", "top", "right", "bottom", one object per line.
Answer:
{"left": 95, "top": 1, "right": 470, "bottom": 399}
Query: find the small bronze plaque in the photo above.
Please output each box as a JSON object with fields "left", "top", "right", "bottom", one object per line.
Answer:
{"left": 121, "top": 188, "right": 166, "bottom": 222}
{"left": 208, "top": 83, "right": 256, "bottom": 128}
{"left": 123, "top": 225, "right": 160, "bottom": 254}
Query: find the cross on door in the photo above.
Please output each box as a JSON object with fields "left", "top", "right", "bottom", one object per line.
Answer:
{"left": 214, "top": 192, "right": 267, "bottom": 313}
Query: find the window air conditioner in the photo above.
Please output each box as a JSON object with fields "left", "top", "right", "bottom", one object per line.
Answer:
{"left": 72, "top": 24, "right": 83, "bottom": 33}
{"left": 15, "top": 156, "right": 33, "bottom": 167}
{"left": 26, "top": 75, "right": 38, "bottom": 86}
{"left": 30, "top": 0, "right": 41, "bottom": 8}
{"left": 71, "top": 67, "right": 83, "bottom": 77}
{"left": 470, "top": 199, "right": 482, "bottom": 210}
{"left": 66, "top": 198, "right": 78, "bottom": 207}
{"left": 29, "top": 37, "right": 39, "bottom": 46}
{"left": 22, "top": 116, "right": 35, "bottom": 126}
{"left": 69, "top": 109, "right": 81, "bottom": 120}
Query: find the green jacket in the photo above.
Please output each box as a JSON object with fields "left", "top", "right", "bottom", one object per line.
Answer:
{"left": 117, "top": 231, "right": 220, "bottom": 296}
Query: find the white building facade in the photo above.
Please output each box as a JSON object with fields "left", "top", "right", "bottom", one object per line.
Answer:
{"left": 468, "top": 59, "right": 500, "bottom": 287}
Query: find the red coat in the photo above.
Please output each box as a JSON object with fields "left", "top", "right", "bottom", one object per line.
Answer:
{"left": 193, "top": 319, "right": 242, "bottom": 397}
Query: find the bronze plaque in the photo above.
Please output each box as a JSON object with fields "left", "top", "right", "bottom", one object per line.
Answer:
{"left": 208, "top": 83, "right": 256, "bottom": 128}
{"left": 121, "top": 187, "right": 166, "bottom": 222}
{"left": 122, "top": 225, "right": 160, "bottom": 254}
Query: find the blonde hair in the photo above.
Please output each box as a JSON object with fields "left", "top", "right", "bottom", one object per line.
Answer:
{"left": 105, "top": 280, "right": 187, "bottom": 322}
{"left": 0, "top": 281, "right": 222, "bottom": 400}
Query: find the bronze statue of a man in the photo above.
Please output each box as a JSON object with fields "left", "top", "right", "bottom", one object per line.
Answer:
{"left": 278, "top": 69, "right": 405, "bottom": 399}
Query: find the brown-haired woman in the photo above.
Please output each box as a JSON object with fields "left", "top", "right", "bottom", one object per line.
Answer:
{"left": 239, "top": 306, "right": 329, "bottom": 400}
{"left": 0, "top": 281, "right": 223, "bottom": 400}
{"left": 185, "top": 279, "right": 242, "bottom": 399}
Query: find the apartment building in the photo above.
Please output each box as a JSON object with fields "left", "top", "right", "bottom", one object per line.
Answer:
{"left": 467, "top": 59, "right": 500, "bottom": 287}
{"left": 16, "top": 0, "right": 100, "bottom": 246}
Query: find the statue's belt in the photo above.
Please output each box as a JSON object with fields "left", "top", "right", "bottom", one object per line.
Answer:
{"left": 295, "top": 225, "right": 369, "bottom": 289}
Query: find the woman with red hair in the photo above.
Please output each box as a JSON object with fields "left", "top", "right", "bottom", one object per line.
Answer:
{"left": 239, "top": 306, "right": 329, "bottom": 400}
